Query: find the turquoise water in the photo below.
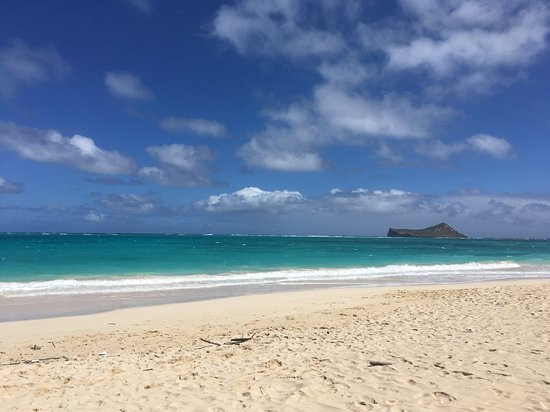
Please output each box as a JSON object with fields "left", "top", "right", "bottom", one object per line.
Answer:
{"left": 1, "top": 233, "right": 550, "bottom": 297}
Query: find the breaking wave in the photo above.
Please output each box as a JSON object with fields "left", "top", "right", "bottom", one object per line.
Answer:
{"left": 1, "top": 261, "right": 547, "bottom": 298}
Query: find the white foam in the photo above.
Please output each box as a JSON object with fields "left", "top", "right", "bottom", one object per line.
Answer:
{"left": 1, "top": 261, "right": 547, "bottom": 298}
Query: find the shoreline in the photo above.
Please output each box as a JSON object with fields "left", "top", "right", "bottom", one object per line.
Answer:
{"left": 1, "top": 278, "right": 549, "bottom": 410}
{"left": 1, "top": 274, "right": 549, "bottom": 322}
{"left": 1, "top": 277, "right": 547, "bottom": 335}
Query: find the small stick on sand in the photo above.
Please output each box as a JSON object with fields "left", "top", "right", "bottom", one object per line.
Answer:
{"left": 2, "top": 355, "right": 69, "bottom": 366}
{"left": 227, "top": 333, "right": 256, "bottom": 345}
{"left": 369, "top": 360, "right": 393, "bottom": 367}
{"left": 199, "top": 338, "right": 221, "bottom": 347}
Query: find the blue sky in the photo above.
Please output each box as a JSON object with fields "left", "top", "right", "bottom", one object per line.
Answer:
{"left": 1, "top": 0, "right": 550, "bottom": 237}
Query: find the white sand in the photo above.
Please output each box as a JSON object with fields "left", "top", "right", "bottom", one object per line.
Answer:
{"left": 1, "top": 280, "right": 549, "bottom": 411}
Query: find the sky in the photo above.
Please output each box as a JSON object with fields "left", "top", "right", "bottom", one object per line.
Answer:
{"left": 0, "top": 0, "right": 550, "bottom": 237}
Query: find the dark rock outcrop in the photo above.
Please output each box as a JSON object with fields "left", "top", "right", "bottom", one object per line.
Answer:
{"left": 387, "top": 223, "right": 467, "bottom": 238}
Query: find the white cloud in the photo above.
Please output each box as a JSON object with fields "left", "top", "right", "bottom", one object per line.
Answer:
{"left": 196, "top": 187, "right": 305, "bottom": 212}
{"left": 85, "top": 211, "right": 105, "bottom": 222}
{"left": 105, "top": 71, "right": 153, "bottom": 100}
{"left": 237, "top": 102, "right": 327, "bottom": 171}
{"left": 386, "top": 0, "right": 550, "bottom": 92}
{"left": 317, "top": 58, "right": 372, "bottom": 87}
{"left": 238, "top": 84, "right": 454, "bottom": 171}
{"left": 466, "top": 134, "right": 513, "bottom": 158}
{"left": 100, "top": 193, "right": 159, "bottom": 214}
{"left": 212, "top": 0, "right": 350, "bottom": 60}
{"left": 194, "top": 187, "right": 550, "bottom": 232}
{"left": 238, "top": 136, "right": 324, "bottom": 172}
{"left": 212, "top": 0, "right": 547, "bottom": 170}
{"left": 0, "top": 121, "right": 136, "bottom": 175}
{"left": 417, "top": 134, "right": 513, "bottom": 160}
{"left": 139, "top": 143, "right": 215, "bottom": 186}
{"left": 0, "top": 177, "right": 23, "bottom": 194}
{"left": 121, "top": 0, "right": 156, "bottom": 14}
{"left": 323, "top": 188, "right": 420, "bottom": 214}
{"left": 522, "top": 202, "right": 550, "bottom": 216}
{"left": 314, "top": 84, "right": 454, "bottom": 139}
{"left": 0, "top": 39, "right": 70, "bottom": 98}
{"left": 160, "top": 117, "right": 226, "bottom": 137}
{"left": 388, "top": 12, "right": 548, "bottom": 74}
{"left": 416, "top": 140, "right": 466, "bottom": 161}
{"left": 85, "top": 177, "right": 143, "bottom": 186}
{"left": 376, "top": 144, "right": 403, "bottom": 164}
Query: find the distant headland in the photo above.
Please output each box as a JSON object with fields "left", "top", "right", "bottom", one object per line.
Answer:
{"left": 387, "top": 223, "right": 467, "bottom": 238}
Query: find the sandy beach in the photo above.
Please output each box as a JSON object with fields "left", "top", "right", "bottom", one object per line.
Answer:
{"left": 1, "top": 280, "right": 549, "bottom": 411}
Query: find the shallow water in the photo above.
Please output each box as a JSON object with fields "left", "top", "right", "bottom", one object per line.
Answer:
{"left": 1, "top": 233, "right": 550, "bottom": 298}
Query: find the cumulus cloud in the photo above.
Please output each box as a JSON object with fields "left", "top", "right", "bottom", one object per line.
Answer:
{"left": 376, "top": 144, "right": 403, "bottom": 164}
{"left": 100, "top": 193, "right": 160, "bottom": 214}
{"left": 85, "top": 177, "right": 143, "bottom": 186}
{"left": 0, "top": 121, "right": 136, "bottom": 175}
{"left": 195, "top": 186, "right": 550, "bottom": 224}
{"left": 191, "top": 186, "right": 550, "bottom": 237}
{"left": 417, "top": 134, "right": 513, "bottom": 160}
{"left": 475, "top": 199, "right": 526, "bottom": 224}
{"left": 314, "top": 85, "right": 454, "bottom": 139}
{"left": 6, "top": 185, "right": 550, "bottom": 236}
{"left": 385, "top": 0, "right": 550, "bottom": 94}
{"left": 0, "top": 39, "right": 70, "bottom": 98}
{"left": 212, "top": 0, "right": 545, "bottom": 170}
{"left": 195, "top": 187, "right": 427, "bottom": 215}
{"left": 238, "top": 85, "right": 454, "bottom": 171}
{"left": 85, "top": 211, "right": 105, "bottom": 222}
{"left": 139, "top": 143, "right": 216, "bottom": 186}
{"left": 238, "top": 137, "right": 324, "bottom": 172}
{"left": 0, "top": 177, "right": 23, "bottom": 194}
{"left": 237, "top": 104, "right": 325, "bottom": 171}
{"left": 522, "top": 202, "right": 550, "bottom": 214}
{"left": 196, "top": 187, "right": 305, "bottom": 212}
{"left": 105, "top": 71, "right": 153, "bottom": 100}
{"left": 415, "top": 139, "right": 465, "bottom": 161}
{"left": 466, "top": 134, "right": 513, "bottom": 158}
{"left": 390, "top": 1, "right": 549, "bottom": 73}
{"left": 322, "top": 188, "right": 422, "bottom": 214}
{"left": 160, "top": 117, "right": 226, "bottom": 137}
{"left": 212, "top": 0, "right": 350, "bottom": 60}
{"left": 121, "top": 0, "right": 156, "bottom": 14}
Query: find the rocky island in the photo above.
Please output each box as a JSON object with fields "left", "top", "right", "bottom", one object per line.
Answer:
{"left": 387, "top": 222, "right": 467, "bottom": 238}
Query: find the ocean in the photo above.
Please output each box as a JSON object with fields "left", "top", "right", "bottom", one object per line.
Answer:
{"left": 1, "top": 233, "right": 550, "bottom": 299}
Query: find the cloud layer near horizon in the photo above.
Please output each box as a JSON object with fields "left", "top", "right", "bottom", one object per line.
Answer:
{"left": 191, "top": 186, "right": 550, "bottom": 237}
{"left": 5, "top": 186, "right": 550, "bottom": 237}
